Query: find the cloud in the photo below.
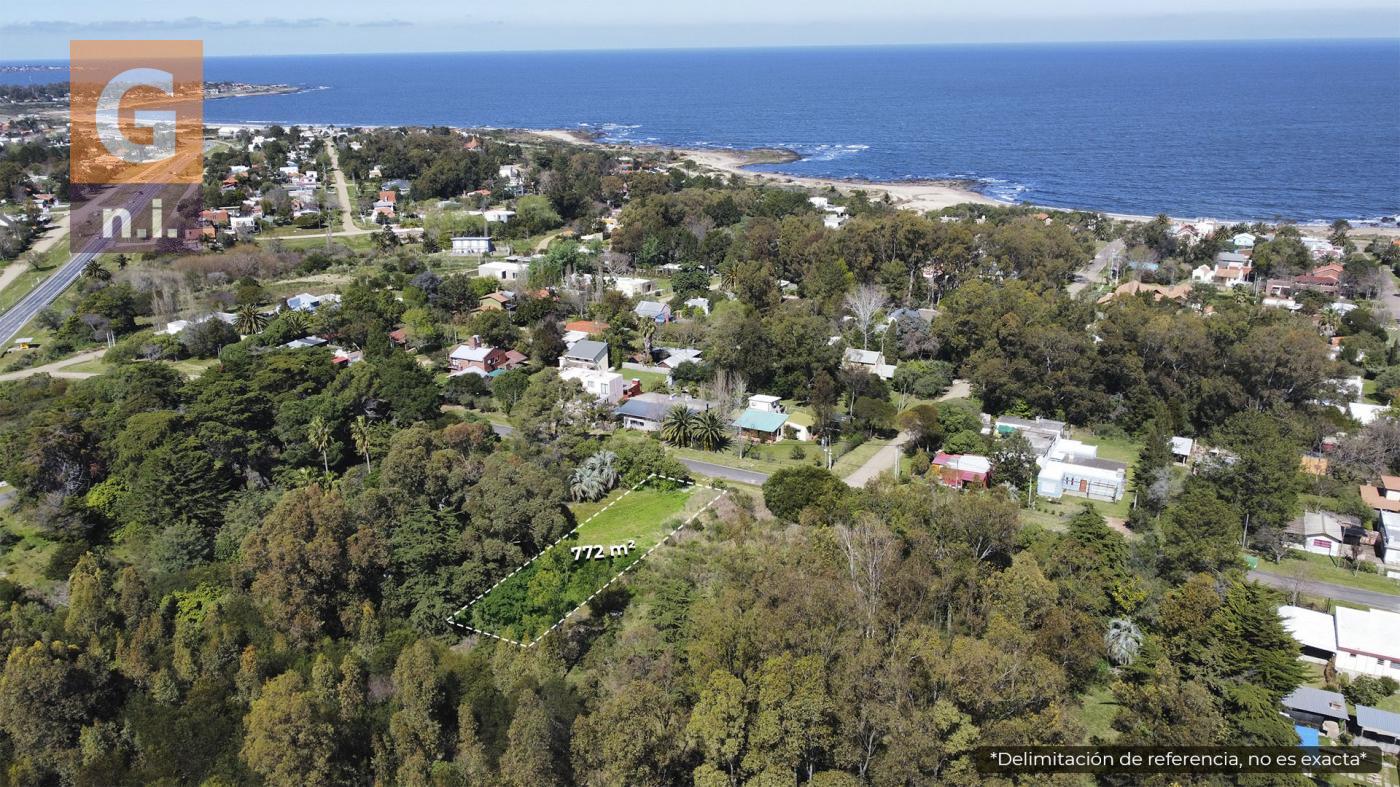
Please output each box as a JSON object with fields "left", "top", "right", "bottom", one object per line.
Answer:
{"left": 0, "top": 16, "right": 413, "bottom": 33}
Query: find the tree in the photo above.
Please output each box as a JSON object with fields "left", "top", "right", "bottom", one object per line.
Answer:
{"left": 660, "top": 406, "right": 696, "bottom": 447}
{"left": 350, "top": 415, "right": 373, "bottom": 471}
{"left": 569, "top": 450, "right": 619, "bottom": 502}
{"left": 241, "top": 672, "right": 337, "bottom": 787}
{"left": 1159, "top": 482, "right": 1242, "bottom": 580}
{"left": 843, "top": 285, "right": 886, "bottom": 350}
{"left": 234, "top": 303, "right": 268, "bottom": 335}
{"left": 500, "top": 690, "right": 558, "bottom": 787}
{"left": 0, "top": 641, "right": 113, "bottom": 780}
{"left": 687, "top": 670, "right": 750, "bottom": 785}
{"left": 692, "top": 409, "right": 730, "bottom": 452}
{"left": 81, "top": 258, "right": 110, "bottom": 281}
{"left": 989, "top": 431, "right": 1037, "bottom": 497}
{"left": 898, "top": 403, "right": 944, "bottom": 453}
{"left": 307, "top": 414, "right": 333, "bottom": 474}
{"left": 239, "top": 485, "right": 381, "bottom": 643}
{"left": 763, "top": 466, "right": 848, "bottom": 521}
{"left": 1104, "top": 618, "right": 1144, "bottom": 666}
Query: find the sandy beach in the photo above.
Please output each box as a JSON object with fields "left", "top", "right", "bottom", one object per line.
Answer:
{"left": 525, "top": 128, "right": 1004, "bottom": 213}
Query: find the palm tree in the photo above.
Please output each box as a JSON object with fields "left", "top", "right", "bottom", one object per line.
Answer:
{"left": 307, "top": 415, "right": 333, "bottom": 474}
{"left": 691, "top": 409, "right": 730, "bottom": 452}
{"left": 660, "top": 406, "right": 696, "bottom": 447}
{"left": 234, "top": 304, "right": 269, "bottom": 335}
{"left": 638, "top": 318, "right": 657, "bottom": 361}
{"left": 350, "top": 415, "right": 372, "bottom": 471}
{"left": 569, "top": 450, "right": 621, "bottom": 502}
{"left": 279, "top": 309, "right": 312, "bottom": 336}
{"left": 82, "top": 258, "right": 110, "bottom": 281}
{"left": 1105, "top": 618, "right": 1144, "bottom": 667}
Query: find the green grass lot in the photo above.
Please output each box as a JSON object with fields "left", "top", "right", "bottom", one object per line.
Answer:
{"left": 0, "top": 238, "right": 71, "bottom": 312}
{"left": 0, "top": 503, "right": 59, "bottom": 593}
{"left": 1075, "top": 684, "right": 1120, "bottom": 743}
{"left": 1251, "top": 551, "right": 1400, "bottom": 597}
{"left": 464, "top": 481, "right": 714, "bottom": 643}
{"left": 669, "top": 434, "right": 889, "bottom": 479}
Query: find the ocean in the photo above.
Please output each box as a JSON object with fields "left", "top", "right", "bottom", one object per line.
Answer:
{"left": 8, "top": 41, "right": 1400, "bottom": 220}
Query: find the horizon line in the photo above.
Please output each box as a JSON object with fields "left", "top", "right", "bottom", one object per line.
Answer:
{"left": 2, "top": 35, "right": 1398, "bottom": 64}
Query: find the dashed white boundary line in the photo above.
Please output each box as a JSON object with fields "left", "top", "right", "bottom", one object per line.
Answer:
{"left": 445, "top": 473, "right": 725, "bottom": 648}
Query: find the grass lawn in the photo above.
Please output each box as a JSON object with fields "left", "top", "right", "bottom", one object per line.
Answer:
{"left": 1252, "top": 551, "right": 1400, "bottom": 597}
{"left": 0, "top": 505, "right": 60, "bottom": 592}
{"left": 0, "top": 240, "right": 70, "bottom": 312}
{"left": 1076, "top": 684, "right": 1120, "bottom": 743}
{"left": 463, "top": 480, "right": 715, "bottom": 643}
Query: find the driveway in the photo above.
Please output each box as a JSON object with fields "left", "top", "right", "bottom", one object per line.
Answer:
{"left": 844, "top": 433, "right": 908, "bottom": 488}
{"left": 0, "top": 349, "right": 105, "bottom": 382}
{"left": 326, "top": 144, "right": 360, "bottom": 234}
{"left": 1249, "top": 569, "right": 1400, "bottom": 613}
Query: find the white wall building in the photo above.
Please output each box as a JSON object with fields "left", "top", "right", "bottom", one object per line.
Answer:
{"left": 479, "top": 260, "right": 526, "bottom": 282}
{"left": 1334, "top": 607, "right": 1400, "bottom": 679}
{"left": 559, "top": 367, "right": 625, "bottom": 404}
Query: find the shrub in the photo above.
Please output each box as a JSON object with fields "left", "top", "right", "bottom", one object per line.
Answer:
{"left": 789, "top": 445, "right": 806, "bottom": 460}
{"left": 762, "top": 465, "right": 848, "bottom": 521}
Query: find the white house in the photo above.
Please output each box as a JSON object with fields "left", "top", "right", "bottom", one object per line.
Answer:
{"left": 451, "top": 236, "right": 494, "bottom": 256}
{"left": 164, "top": 311, "right": 236, "bottom": 336}
{"left": 842, "top": 347, "right": 896, "bottom": 380}
{"left": 608, "top": 276, "right": 657, "bottom": 298}
{"left": 1334, "top": 607, "right": 1400, "bottom": 679}
{"left": 559, "top": 367, "right": 625, "bottom": 404}
{"left": 1280, "top": 605, "right": 1338, "bottom": 661}
{"left": 1349, "top": 402, "right": 1390, "bottom": 425}
{"left": 748, "top": 394, "right": 783, "bottom": 413}
{"left": 1233, "top": 232, "right": 1256, "bottom": 249}
{"left": 1035, "top": 438, "right": 1127, "bottom": 502}
{"left": 1378, "top": 510, "right": 1400, "bottom": 576}
{"left": 1288, "top": 511, "right": 1353, "bottom": 557}
{"left": 470, "top": 209, "right": 516, "bottom": 224}
{"left": 479, "top": 260, "right": 526, "bottom": 283}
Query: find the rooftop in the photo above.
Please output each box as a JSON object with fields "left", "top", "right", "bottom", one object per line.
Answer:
{"left": 1355, "top": 705, "right": 1400, "bottom": 738}
{"left": 565, "top": 339, "right": 609, "bottom": 360}
{"left": 1279, "top": 605, "right": 1337, "bottom": 653}
{"left": 734, "top": 408, "right": 789, "bottom": 434}
{"left": 1281, "top": 686, "right": 1348, "bottom": 721}
{"left": 1334, "top": 607, "right": 1400, "bottom": 660}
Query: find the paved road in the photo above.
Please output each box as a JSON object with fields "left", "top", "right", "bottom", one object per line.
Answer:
{"left": 0, "top": 181, "right": 177, "bottom": 346}
{"left": 0, "top": 249, "right": 95, "bottom": 346}
{"left": 1249, "top": 569, "right": 1400, "bottom": 612}
{"left": 676, "top": 457, "right": 770, "bottom": 486}
{"left": 1068, "top": 238, "right": 1124, "bottom": 296}
{"left": 489, "top": 421, "right": 772, "bottom": 485}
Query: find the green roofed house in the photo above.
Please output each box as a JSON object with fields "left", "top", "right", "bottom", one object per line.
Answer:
{"left": 734, "top": 409, "right": 788, "bottom": 442}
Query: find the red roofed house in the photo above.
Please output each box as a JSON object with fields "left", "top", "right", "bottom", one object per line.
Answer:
{"left": 931, "top": 453, "right": 992, "bottom": 489}
{"left": 378, "top": 190, "right": 398, "bottom": 204}
{"left": 1361, "top": 476, "right": 1400, "bottom": 513}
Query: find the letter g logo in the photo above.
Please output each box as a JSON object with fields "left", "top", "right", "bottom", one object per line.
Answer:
{"left": 95, "top": 67, "right": 178, "bottom": 164}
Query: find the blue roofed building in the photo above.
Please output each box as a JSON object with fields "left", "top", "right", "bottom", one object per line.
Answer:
{"left": 1282, "top": 686, "right": 1349, "bottom": 730}
{"left": 1355, "top": 705, "right": 1400, "bottom": 749}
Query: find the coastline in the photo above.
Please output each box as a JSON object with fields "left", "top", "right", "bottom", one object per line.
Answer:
{"left": 523, "top": 128, "right": 1006, "bottom": 213}
{"left": 521, "top": 128, "right": 1400, "bottom": 237}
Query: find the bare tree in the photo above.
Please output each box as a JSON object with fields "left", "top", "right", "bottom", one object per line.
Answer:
{"left": 844, "top": 284, "right": 887, "bottom": 349}
{"left": 836, "top": 516, "right": 898, "bottom": 640}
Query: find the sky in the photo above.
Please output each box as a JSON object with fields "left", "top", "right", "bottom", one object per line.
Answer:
{"left": 3, "top": 0, "right": 1398, "bottom": 59}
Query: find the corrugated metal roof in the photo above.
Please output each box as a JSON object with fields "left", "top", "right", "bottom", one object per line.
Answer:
{"left": 734, "top": 408, "right": 789, "bottom": 433}
{"left": 1356, "top": 705, "right": 1400, "bottom": 737}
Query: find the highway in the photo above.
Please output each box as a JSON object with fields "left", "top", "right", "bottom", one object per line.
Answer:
{"left": 0, "top": 179, "right": 189, "bottom": 346}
